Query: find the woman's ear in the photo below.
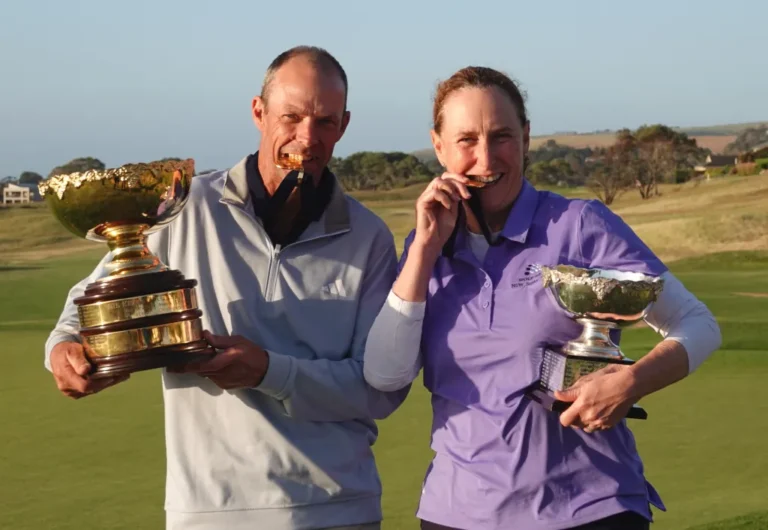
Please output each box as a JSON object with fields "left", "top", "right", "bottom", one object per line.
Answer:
{"left": 430, "top": 129, "right": 446, "bottom": 169}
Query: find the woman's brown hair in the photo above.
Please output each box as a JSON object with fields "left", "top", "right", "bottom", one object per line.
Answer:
{"left": 432, "top": 66, "right": 528, "bottom": 133}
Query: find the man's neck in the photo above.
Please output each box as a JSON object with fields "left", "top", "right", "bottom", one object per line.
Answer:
{"left": 257, "top": 151, "right": 284, "bottom": 197}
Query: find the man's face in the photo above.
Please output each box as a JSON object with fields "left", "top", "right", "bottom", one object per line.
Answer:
{"left": 252, "top": 57, "right": 350, "bottom": 181}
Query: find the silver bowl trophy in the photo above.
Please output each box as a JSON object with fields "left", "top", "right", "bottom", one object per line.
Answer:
{"left": 526, "top": 265, "right": 665, "bottom": 420}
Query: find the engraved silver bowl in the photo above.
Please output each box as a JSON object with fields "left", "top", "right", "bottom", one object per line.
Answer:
{"left": 540, "top": 264, "right": 665, "bottom": 358}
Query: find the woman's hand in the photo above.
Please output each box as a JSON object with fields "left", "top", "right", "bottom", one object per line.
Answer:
{"left": 554, "top": 364, "right": 638, "bottom": 433}
{"left": 412, "top": 173, "right": 471, "bottom": 256}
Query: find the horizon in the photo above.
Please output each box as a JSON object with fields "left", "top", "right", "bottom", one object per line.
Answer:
{"left": 2, "top": 0, "right": 767, "bottom": 177}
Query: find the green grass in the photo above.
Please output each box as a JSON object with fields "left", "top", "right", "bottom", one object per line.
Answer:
{"left": 2, "top": 250, "right": 767, "bottom": 529}
{"left": 2, "top": 176, "right": 768, "bottom": 529}
{"left": 688, "top": 512, "right": 768, "bottom": 530}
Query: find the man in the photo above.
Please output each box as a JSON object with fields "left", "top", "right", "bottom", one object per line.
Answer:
{"left": 45, "top": 46, "right": 408, "bottom": 530}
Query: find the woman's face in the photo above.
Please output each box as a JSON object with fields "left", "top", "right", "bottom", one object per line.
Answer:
{"left": 431, "top": 86, "right": 530, "bottom": 216}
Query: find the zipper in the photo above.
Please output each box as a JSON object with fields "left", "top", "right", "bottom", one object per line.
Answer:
{"left": 265, "top": 244, "right": 281, "bottom": 301}
{"left": 261, "top": 229, "right": 349, "bottom": 302}
{"left": 227, "top": 201, "right": 351, "bottom": 301}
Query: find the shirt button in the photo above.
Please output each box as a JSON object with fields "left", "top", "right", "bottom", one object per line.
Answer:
{"left": 483, "top": 301, "right": 490, "bottom": 309}
{"left": 484, "top": 281, "right": 491, "bottom": 289}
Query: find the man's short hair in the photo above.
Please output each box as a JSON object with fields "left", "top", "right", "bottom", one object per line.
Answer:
{"left": 260, "top": 45, "right": 348, "bottom": 111}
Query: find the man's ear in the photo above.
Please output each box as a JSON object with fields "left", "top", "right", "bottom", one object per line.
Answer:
{"left": 339, "top": 110, "right": 351, "bottom": 137}
{"left": 252, "top": 96, "right": 267, "bottom": 133}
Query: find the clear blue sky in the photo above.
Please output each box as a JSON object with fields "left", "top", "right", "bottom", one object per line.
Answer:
{"left": 1, "top": 0, "right": 766, "bottom": 177}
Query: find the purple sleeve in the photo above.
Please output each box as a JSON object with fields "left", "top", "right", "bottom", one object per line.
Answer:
{"left": 577, "top": 200, "right": 667, "bottom": 276}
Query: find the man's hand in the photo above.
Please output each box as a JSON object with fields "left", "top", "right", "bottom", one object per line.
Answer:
{"left": 170, "top": 331, "right": 270, "bottom": 390}
{"left": 554, "top": 364, "right": 637, "bottom": 433}
{"left": 50, "top": 341, "right": 129, "bottom": 399}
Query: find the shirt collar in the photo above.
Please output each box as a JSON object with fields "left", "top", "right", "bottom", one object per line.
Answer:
{"left": 220, "top": 154, "right": 350, "bottom": 235}
{"left": 453, "top": 179, "right": 539, "bottom": 254}
{"left": 499, "top": 179, "right": 539, "bottom": 243}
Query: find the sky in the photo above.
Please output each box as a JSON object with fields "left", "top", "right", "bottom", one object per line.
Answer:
{"left": 1, "top": 0, "right": 766, "bottom": 177}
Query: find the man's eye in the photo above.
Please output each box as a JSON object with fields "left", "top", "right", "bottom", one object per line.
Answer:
{"left": 283, "top": 114, "right": 300, "bottom": 122}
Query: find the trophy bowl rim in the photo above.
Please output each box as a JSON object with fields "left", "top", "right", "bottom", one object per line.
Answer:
{"left": 37, "top": 158, "right": 196, "bottom": 241}
{"left": 540, "top": 264, "right": 664, "bottom": 285}
{"left": 38, "top": 158, "right": 195, "bottom": 200}
{"left": 540, "top": 264, "right": 665, "bottom": 322}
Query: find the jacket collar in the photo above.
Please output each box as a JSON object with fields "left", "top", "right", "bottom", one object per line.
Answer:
{"left": 220, "top": 155, "right": 350, "bottom": 236}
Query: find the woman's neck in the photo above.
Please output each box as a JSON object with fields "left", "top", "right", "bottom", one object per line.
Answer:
{"left": 463, "top": 180, "right": 524, "bottom": 235}
{"left": 464, "top": 203, "right": 512, "bottom": 234}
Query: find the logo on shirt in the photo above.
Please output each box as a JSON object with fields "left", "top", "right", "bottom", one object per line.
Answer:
{"left": 511, "top": 264, "right": 543, "bottom": 289}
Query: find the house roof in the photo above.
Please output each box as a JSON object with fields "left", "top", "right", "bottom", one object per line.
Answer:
{"left": 707, "top": 155, "right": 736, "bottom": 167}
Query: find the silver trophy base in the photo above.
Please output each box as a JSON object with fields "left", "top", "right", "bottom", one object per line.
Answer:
{"left": 526, "top": 347, "right": 647, "bottom": 420}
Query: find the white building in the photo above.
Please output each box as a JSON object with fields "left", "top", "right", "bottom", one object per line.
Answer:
{"left": 2, "top": 183, "right": 31, "bottom": 204}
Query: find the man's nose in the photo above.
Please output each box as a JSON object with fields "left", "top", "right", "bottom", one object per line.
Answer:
{"left": 295, "top": 119, "right": 320, "bottom": 147}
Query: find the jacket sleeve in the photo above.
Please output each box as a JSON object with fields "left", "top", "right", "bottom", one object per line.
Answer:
{"left": 253, "top": 227, "right": 411, "bottom": 421}
{"left": 43, "top": 229, "right": 171, "bottom": 371}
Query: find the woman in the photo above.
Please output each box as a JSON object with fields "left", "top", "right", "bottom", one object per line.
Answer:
{"left": 363, "top": 66, "right": 721, "bottom": 530}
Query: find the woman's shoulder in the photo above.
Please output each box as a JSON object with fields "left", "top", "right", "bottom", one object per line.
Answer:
{"left": 531, "top": 187, "right": 597, "bottom": 226}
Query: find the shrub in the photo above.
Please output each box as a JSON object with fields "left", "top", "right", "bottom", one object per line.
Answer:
{"left": 735, "top": 163, "right": 758, "bottom": 176}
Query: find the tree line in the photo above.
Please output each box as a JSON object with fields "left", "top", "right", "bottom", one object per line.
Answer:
{"left": 7, "top": 122, "right": 765, "bottom": 206}
{"left": 2, "top": 154, "right": 436, "bottom": 193}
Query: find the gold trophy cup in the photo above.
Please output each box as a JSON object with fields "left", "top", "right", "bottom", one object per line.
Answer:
{"left": 39, "top": 159, "right": 215, "bottom": 378}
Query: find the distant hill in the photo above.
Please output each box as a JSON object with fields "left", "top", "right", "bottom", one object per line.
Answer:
{"left": 672, "top": 121, "right": 768, "bottom": 136}
{"left": 412, "top": 121, "right": 768, "bottom": 161}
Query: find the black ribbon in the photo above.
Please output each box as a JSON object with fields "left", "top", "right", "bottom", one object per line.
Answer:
{"left": 246, "top": 154, "right": 334, "bottom": 246}
{"left": 442, "top": 188, "right": 501, "bottom": 259}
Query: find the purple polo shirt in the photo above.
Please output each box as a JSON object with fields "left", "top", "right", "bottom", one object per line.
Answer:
{"left": 402, "top": 181, "right": 668, "bottom": 530}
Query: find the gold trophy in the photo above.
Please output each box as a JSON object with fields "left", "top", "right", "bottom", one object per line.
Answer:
{"left": 39, "top": 159, "right": 215, "bottom": 378}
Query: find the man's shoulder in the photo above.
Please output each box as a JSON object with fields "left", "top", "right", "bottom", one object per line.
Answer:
{"left": 187, "top": 170, "right": 227, "bottom": 206}
{"left": 342, "top": 194, "right": 393, "bottom": 241}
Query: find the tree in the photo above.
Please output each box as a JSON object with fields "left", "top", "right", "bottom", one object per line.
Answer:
{"left": 330, "top": 151, "right": 435, "bottom": 191}
{"left": 586, "top": 137, "right": 634, "bottom": 205}
{"left": 48, "top": 157, "right": 106, "bottom": 178}
{"left": 724, "top": 125, "right": 768, "bottom": 155}
{"left": 587, "top": 166, "right": 630, "bottom": 206}
{"left": 18, "top": 171, "right": 43, "bottom": 185}
{"left": 593, "top": 125, "right": 707, "bottom": 200}
{"left": 635, "top": 141, "right": 676, "bottom": 198}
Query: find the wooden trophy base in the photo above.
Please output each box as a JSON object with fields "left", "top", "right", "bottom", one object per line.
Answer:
{"left": 89, "top": 341, "right": 215, "bottom": 378}
{"left": 526, "top": 347, "right": 648, "bottom": 420}
{"left": 74, "top": 270, "right": 216, "bottom": 378}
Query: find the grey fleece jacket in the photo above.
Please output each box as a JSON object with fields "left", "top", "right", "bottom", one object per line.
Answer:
{"left": 44, "top": 157, "right": 410, "bottom": 530}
